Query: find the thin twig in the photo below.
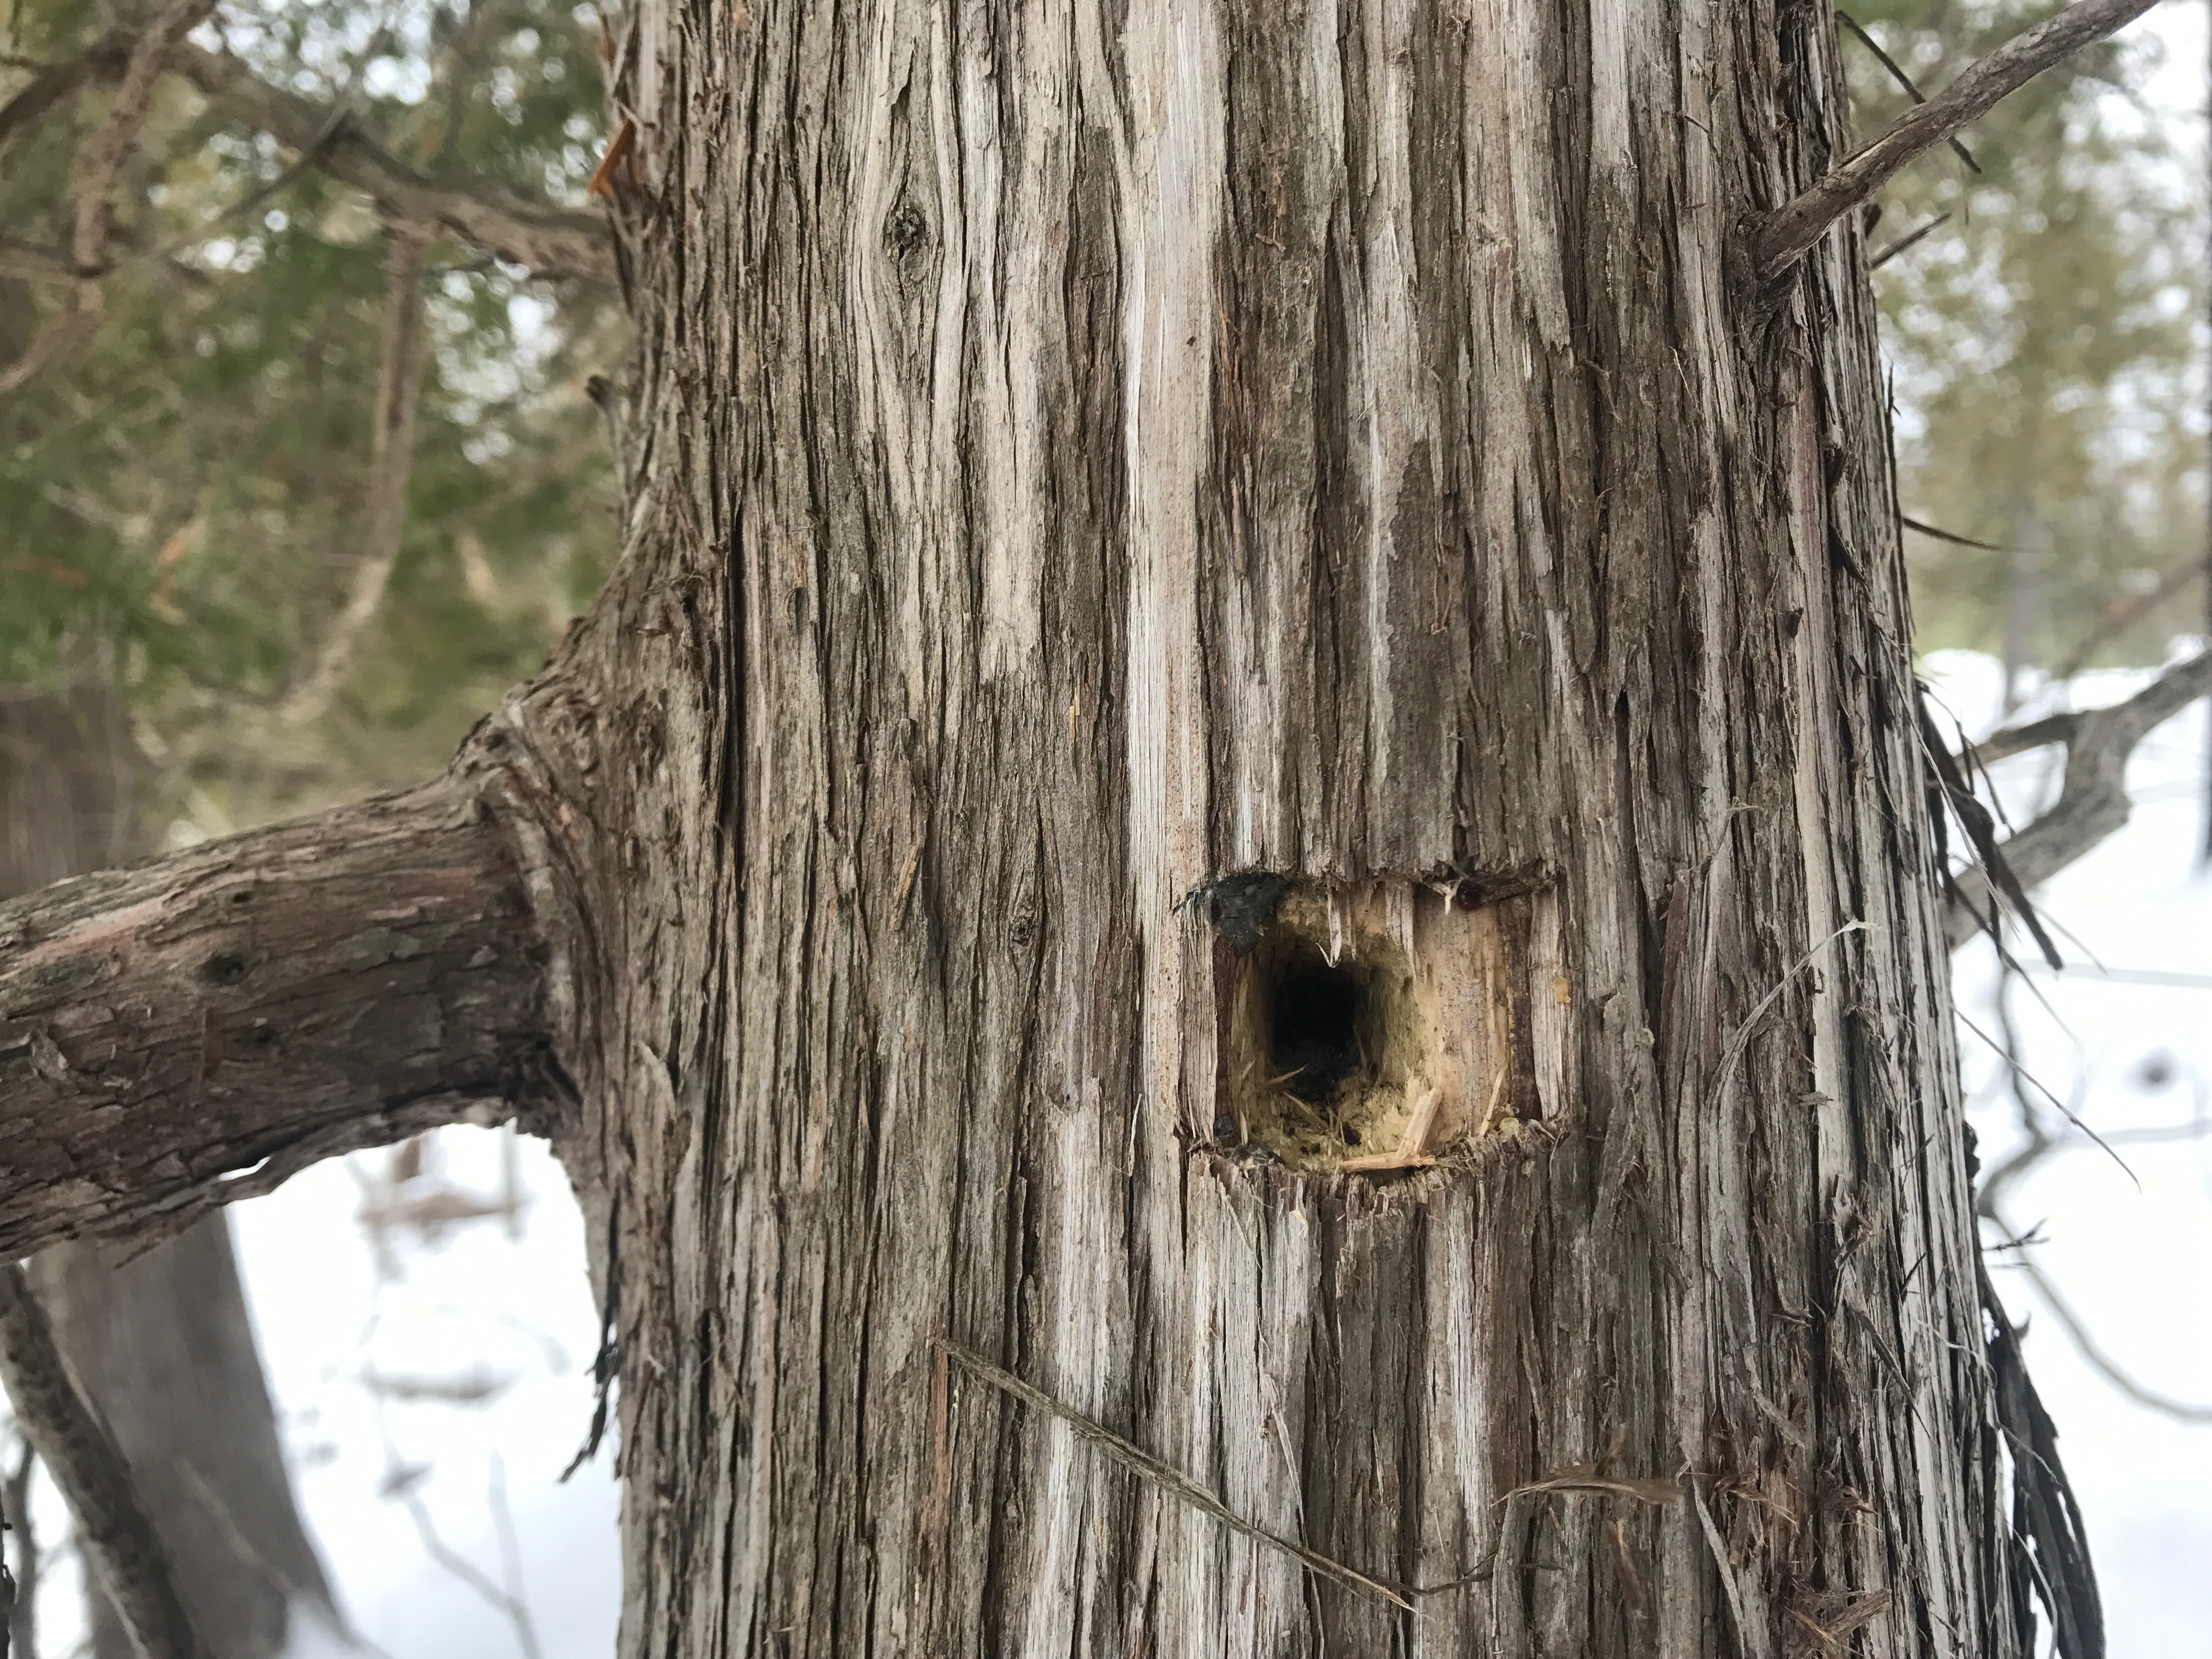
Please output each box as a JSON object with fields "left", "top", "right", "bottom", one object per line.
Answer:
{"left": 1751, "top": 0, "right": 2159, "bottom": 281}
{"left": 2053, "top": 560, "right": 2207, "bottom": 681}
{"left": 935, "top": 1341, "right": 1418, "bottom": 1609}
{"left": 0, "top": 1266, "right": 205, "bottom": 1659}
{"left": 486, "top": 1455, "right": 533, "bottom": 1650}
{"left": 1836, "top": 14, "right": 1982, "bottom": 172}
{"left": 1944, "top": 650, "right": 2212, "bottom": 947}
{"left": 1985, "top": 1205, "right": 2212, "bottom": 1424}
{"left": 1955, "top": 1008, "right": 2134, "bottom": 1188}
{"left": 1868, "top": 213, "right": 1952, "bottom": 269}
{"left": 283, "top": 221, "right": 434, "bottom": 724}
{"left": 397, "top": 1484, "right": 543, "bottom": 1659}
{"left": 1901, "top": 514, "right": 2011, "bottom": 553}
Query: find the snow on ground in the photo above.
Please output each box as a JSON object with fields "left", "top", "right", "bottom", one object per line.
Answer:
{"left": 232, "top": 1130, "right": 620, "bottom": 1659}
{"left": 1928, "top": 646, "right": 2212, "bottom": 1656}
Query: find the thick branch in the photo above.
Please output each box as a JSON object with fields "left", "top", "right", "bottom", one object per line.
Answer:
{"left": 1945, "top": 650, "right": 2212, "bottom": 947}
{"left": 1751, "top": 0, "right": 2160, "bottom": 281}
{"left": 167, "top": 44, "right": 614, "bottom": 283}
{"left": 0, "top": 771, "right": 559, "bottom": 1260}
{"left": 0, "top": 1265, "right": 206, "bottom": 1659}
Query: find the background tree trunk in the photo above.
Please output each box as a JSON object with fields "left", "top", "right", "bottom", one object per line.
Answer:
{"left": 0, "top": 687, "right": 336, "bottom": 1659}
{"left": 543, "top": 2, "right": 2032, "bottom": 1656}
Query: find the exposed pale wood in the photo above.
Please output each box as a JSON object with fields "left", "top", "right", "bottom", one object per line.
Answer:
{"left": 573, "top": 1, "right": 2039, "bottom": 1654}
{"left": 0, "top": 2, "right": 2114, "bottom": 1654}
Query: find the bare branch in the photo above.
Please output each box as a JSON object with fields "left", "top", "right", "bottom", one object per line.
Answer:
{"left": 0, "top": 0, "right": 216, "bottom": 398}
{"left": 1984, "top": 1206, "right": 2212, "bottom": 1424}
{"left": 1751, "top": 0, "right": 2161, "bottom": 281}
{"left": 2053, "top": 560, "right": 2206, "bottom": 681}
{"left": 2, "top": 29, "right": 614, "bottom": 283}
{"left": 0, "top": 766, "right": 562, "bottom": 1260}
{"left": 167, "top": 44, "right": 614, "bottom": 282}
{"left": 0, "top": 239, "right": 74, "bottom": 283}
{"left": 70, "top": 0, "right": 218, "bottom": 280}
{"left": 396, "top": 1481, "right": 543, "bottom": 1659}
{"left": 1836, "top": 14, "right": 1981, "bottom": 174}
{"left": 284, "top": 222, "right": 434, "bottom": 724}
{"left": 1968, "top": 710, "right": 2082, "bottom": 768}
{"left": 0, "top": 36, "right": 127, "bottom": 157}
{"left": 1946, "top": 650, "right": 2212, "bottom": 948}
{"left": 0, "top": 1265, "right": 206, "bottom": 1659}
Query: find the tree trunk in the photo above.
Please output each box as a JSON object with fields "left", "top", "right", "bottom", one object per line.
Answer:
{"left": 0, "top": 5, "right": 2091, "bottom": 1658}
{"left": 1, "top": 687, "right": 336, "bottom": 1659}
{"left": 559, "top": 3, "right": 2021, "bottom": 1655}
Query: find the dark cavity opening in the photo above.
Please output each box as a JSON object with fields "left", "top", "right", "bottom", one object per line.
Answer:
{"left": 1269, "top": 956, "right": 1364, "bottom": 1103}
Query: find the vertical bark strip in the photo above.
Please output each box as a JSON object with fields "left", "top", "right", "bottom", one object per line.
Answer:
{"left": 558, "top": 1, "right": 2033, "bottom": 1654}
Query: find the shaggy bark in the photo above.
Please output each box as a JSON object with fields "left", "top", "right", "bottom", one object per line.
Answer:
{"left": 565, "top": 2, "right": 2044, "bottom": 1656}
{"left": 0, "top": 4, "right": 2122, "bottom": 1657}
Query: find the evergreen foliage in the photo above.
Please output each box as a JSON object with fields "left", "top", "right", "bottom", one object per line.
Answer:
{"left": 1, "top": 0, "right": 618, "bottom": 833}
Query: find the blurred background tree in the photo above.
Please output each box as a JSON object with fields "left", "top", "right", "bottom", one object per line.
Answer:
{"left": 1847, "top": 0, "right": 2207, "bottom": 706}
{"left": 1, "top": 0, "right": 619, "bottom": 837}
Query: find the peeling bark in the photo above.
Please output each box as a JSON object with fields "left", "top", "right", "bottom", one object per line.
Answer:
{"left": 569, "top": 2, "right": 2038, "bottom": 1655}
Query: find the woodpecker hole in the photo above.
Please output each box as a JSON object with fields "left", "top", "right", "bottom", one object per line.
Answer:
{"left": 1203, "top": 878, "right": 1531, "bottom": 1175}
